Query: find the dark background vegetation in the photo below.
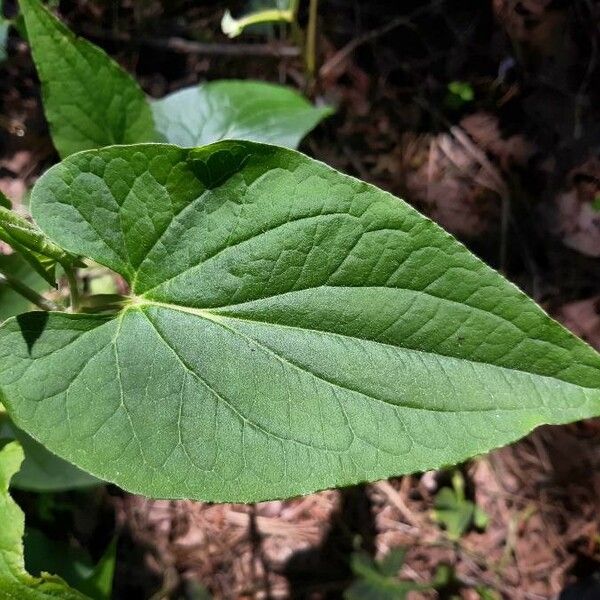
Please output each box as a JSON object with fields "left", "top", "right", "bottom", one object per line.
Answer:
{"left": 1, "top": 1, "right": 600, "bottom": 598}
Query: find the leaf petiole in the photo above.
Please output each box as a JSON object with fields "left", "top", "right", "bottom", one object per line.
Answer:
{"left": 64, "top": 265, "right": 80, "bottom": 312}
{"left": 0, "top": 268, "right": 60, "bottom": 312}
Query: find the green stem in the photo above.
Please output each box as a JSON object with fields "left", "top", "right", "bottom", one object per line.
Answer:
{"left": 0, "top": 270, "right": 60, "bottom": 312}
{"left": 305, "top": 0, "right": 319, "bottom": 79}
{"left": 64, "top": 266, "right": 80, "bottom": 312}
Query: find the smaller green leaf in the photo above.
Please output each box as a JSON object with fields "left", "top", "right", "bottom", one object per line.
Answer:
{"left": 433, "top": 488, "right": 472, "bottom": 540}
{"left": 221, "top": 6, "right": 294, "bottom": 38}
{"left": 378, "top": 548, "right": 406, "bottom": 577}
{"left": 24, "top": 532, "right": 116, "bottom": 600}
{"left": 151, "top": 80, "right": 332, "bottom": 149}
{"left": 346, "top": 549, "right": 428, "bottom": 600}
{"left": 19, "top": 0, "right": 157, "bottom": 157}
{"left": 432, "top": 472, "right": 487, "bottom": 540}
{"left": 0, "top": 441, "right": 91, "bottom": 599}
{"left": 448, "top": 81, "right": 474, "bottom": 102}
{"left": 78, "top": 539, "right": 116, "bottom": 600}
{"left": 350, "top": 551, "right": 378, "bottom": 580}
{"left": 476, "top": 587, "right": 501, "bottom": 600}
{"left": 473, "top": 505, "right": 490, "bottom": 530}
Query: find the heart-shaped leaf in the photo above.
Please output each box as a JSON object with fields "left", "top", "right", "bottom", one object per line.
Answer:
{"left": 1, "top": 142, "right": 600, "bottom": 502}
{"left": 151, "top": 80, "right": 333, "bottom": 149}
{"left": 19, "top": 0, "right": 156, "bottom": 157}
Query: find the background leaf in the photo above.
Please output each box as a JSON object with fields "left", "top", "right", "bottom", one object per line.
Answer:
{"left": 24, "top": 532, "right": 116, "bottom": 600}
{"left": 0, "top": 190, "right": 11, "bottom": 209}
{"left": 19, "top": 0, "right": 157, "bottom": 157}
{"left": 151, "top": 80, "right": 332, "bottom": 149}
{"left": 0, "top": 0, "right": 8, "bottom": 63}
{"left": 0, "top": 441, "right": 91, "bottom": 599}
{"left": 1, "top": 142, "right": 600, "bottom": 502}
{"left": 0, "top": 414, "right": 99, "bottom": 491}
{"left": 0, "top": 254, "right": 46, "bottom": 323}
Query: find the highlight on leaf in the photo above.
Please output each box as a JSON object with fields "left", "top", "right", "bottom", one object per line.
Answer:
{"left": 1, "top": 141, "right": 599, "bottom": 503}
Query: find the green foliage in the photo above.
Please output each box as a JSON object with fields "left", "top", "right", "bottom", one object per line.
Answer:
{"left": 20, "top": 0, "right": 330, "bottom": 157}
{"left": 432, "top": 471, "right": 489, "bottom": 540}
{"left": 151, "top": 80, "right": 332, "bottom": 149}
{"left": 0, "top": 414, "right": 99, "bottom": 491}
{"left": 446, "top": 81, "right": 474, "bottom": 110}
{"left": 0, "top": 141, "right": 599, "bottom": 502}
{"left": 19, "top": 0, "right": 156, "bottom": 158}
{"left": 0, "top": 441, "right": 91, "bottom": 599}
{"left": 0, "top": 191, "right": 11, "bottom": 209}
{"left": 0, "top": 254, "right": 46, "bottom": 324}
{"left": 0, "top": 0, "right": 8, "bottom": 63}
{"left": 24, "top": 532, "right": 116, "bottom": 600}
{"left": 0, "top": 204, "right": 83, "bottom": 285}
{"left": 0, "top": 252, "right": 98, "bottom": 493}
{"left": 345, "top": 548, "right": 450, "bottom": 599}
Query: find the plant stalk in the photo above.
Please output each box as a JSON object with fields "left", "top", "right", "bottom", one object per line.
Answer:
{"left": 64, "top": 266, "right": 80, "bottom": 312}
{"left": 305, "top": 0, "right": 319, "bottom": 79}
{"left": 0, "top": 270, "right": 60, "bottom": 312}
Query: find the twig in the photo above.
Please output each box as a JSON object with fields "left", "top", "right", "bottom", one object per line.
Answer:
{"left": 375, "top": 480, "right": 421, "bottom": 528}
{"left": 64, "top": 266, "right": 80, "bottom": 312}
{"left": 80, "top": 26, "right": 300, "bottom": 58}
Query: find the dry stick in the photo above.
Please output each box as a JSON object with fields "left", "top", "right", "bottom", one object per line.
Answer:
{"left": 374, "top": 480, "right": 421, "bottom": 528}
{"left": 80, "top": 26, "right": 301, "bottom": 58}
{"left": 0, "top": 271, "right": 60, "bottom": 312}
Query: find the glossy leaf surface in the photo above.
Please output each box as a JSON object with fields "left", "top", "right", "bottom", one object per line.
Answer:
{"left": 151, "top": 80, "right": 332, "bottom": 149}
{"left": 20, "top": 0, "right": 156, "bottom": 157}
{"left": 1, "top": 142, "right": 600, "bottom": 502}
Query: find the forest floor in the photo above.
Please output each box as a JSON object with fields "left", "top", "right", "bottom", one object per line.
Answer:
{"left": 1, "top": 1, "right": 600, "bottom": 598}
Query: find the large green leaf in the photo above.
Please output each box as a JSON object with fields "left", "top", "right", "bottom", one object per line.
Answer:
{"left": 151, "top": 80, "right": 332, "bottom": 149}
{"left": 19, "top": 0, "right": 156, "bottom": 157}
{"left": 1, "top": 142, "right": 600, "bottom": 502}
{"left": 0, "top": 442, "right": 91, "bottom": 599}
{"left": 0, "top": 254, "right": 97, "bottom": 493}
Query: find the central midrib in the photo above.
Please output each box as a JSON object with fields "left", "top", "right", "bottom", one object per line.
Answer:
{"left": 131, "top": 298, "right": 600, "bottom": 399}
